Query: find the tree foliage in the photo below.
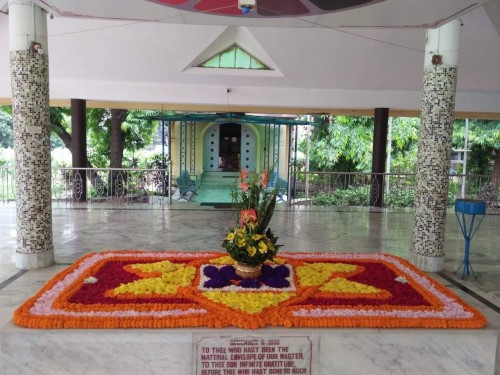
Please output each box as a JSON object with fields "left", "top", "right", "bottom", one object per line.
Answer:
{"left": 389, "top": 117, "right": 420, "bottom": 173}
{"left": 303, "top": 115, "right": 420, "bottom": 173}
{"left": 86, "top": 109, "right": 159, "bottom": 168}
{"left": 303, "top": 115, "right": 373, "bottom": 172}
{"left": 0, "top": 107, "right": 13, "bottom": 148}
{"left": 452, "top": 119, "right": 500, "bottom": 176}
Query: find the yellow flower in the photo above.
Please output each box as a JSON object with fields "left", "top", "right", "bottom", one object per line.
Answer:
{"left": 227, "top": 232, "right": 235, "bottom": 241}
{"left": 252, "top": 234, "right": 263, "bottom": 241}
{"left": 247, "top": 245, "right": 257, "bottom": 256}
{"left": 113, "top": 262, "right": 196, "bottom": 296}
{"left": 258, "top": 241, "right": 268, "bottom": 254}
{"left": 237, "top": 238, "right": 246, "bottom": 247}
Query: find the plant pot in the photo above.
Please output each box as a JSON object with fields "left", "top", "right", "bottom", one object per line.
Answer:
{"left": 235, "top": 262, "right": 262, "bottom": 279}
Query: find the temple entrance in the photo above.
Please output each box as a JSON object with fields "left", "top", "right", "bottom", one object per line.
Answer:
{"left": 203, "top": 123, "right": 256, "bottom": 172}
{"left": 218, "top": 123, "right": 241, "bottom": 172}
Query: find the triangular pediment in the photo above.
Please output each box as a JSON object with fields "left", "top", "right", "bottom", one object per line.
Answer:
{"left": 184, "top": 26, "right": 283, "bottom": 76}
{"left": 198, "top": 44, "right": 270, "bottom": 70}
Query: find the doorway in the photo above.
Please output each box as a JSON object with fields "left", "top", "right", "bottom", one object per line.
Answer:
{"left": 203, "top": 123, "right": 256, "bottom": 172}
{"left": 218, "top": 123, "right": 241, "bottom": 172}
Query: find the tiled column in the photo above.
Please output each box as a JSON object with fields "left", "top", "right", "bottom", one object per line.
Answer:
{"left": 410, "top": 20, "right": 461, "bottom": 272}
{"left": 9, "top": 0, "right": 54, "bottom": 269}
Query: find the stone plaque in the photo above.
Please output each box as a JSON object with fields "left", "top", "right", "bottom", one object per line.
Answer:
{"left": 194, "top": 335, "right": 314, "bottom": 375}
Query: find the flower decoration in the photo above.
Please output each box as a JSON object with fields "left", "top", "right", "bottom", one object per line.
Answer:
{"left": 12, "top": 251, "right": 488, "bottom": 330}
{"left": 201, "top": 264, "right": 292, "bottom": 290}
{"left": 222, "top": 169, "right": 282, "bottom": 265}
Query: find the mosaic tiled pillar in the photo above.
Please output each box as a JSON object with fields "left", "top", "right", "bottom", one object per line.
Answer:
{"left": 9, "top": 0, "right": 54, "bottom": 269}
{"left": 410, "top": 20, "right": 461, "bottom": 272}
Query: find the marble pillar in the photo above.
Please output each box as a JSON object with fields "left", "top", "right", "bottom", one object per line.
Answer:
{"left": 9, "top": 0, "right": 54, "bottom": 269}
{"left": 410, "top": 20, "right": 461, "bottom": 272}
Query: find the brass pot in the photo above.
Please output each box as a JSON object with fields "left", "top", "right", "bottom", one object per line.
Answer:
{"left": 235, "top": 262, "right": 262, "bottom": 279}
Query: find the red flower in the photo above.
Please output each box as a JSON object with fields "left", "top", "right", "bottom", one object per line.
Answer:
{"left": 240, "top": 170, "right": 249, "bottom": 180}
{"left": 260, "top": 170, "right": 269, "bottom": 188}
{"left": 240, "top": 209, "right": 257, "bottom": 227}
{"left": 240, "top": 181, "right": 249, "bottom": 193}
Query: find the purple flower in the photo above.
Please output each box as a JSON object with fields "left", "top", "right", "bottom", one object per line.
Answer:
{"left": 203, "top": 265, "right": 232, "bottom": 288}
{"left": 263, "top": 277, "right": 290, "bottom": 288}
{"left": 262, "top": 264, "right": 289, "bottom": 278}
{"left": 202, "top": 264, "right": 290, "bottom": 290}
{"left": 239, "top": 279, "right": 261, "bottom": 289}
{"left": 204, "top": 277, "right": 231, "bottom": 289}
{"left": 220, "top": 265, "right": 240, "bottom": 279}
{"left": 204, "top": 266, "right": 220, "bottom": 278}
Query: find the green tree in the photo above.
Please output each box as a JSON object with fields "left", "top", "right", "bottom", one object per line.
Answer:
{"left": 453, "top": 119, "right": 500, "bottom": 188}
{"left": 389, "top": 117, "right": 420, "bottom": 173}
{"left": 304, "top": 115, "right": 374, "bottom": 172}
{"left": 87, "top": 109, "right": 159, "bottom": 168}
{"left": 50, "top": 107, "right": 165, "bottom": 196}
{"left": 0, "top": 106, "right": 13, "bottom": 148}
{"left": 303, "top": 115, "right": 420, "bottom": 173}
{"left": 49, "top": 107, "right": 72, "bottom": 150}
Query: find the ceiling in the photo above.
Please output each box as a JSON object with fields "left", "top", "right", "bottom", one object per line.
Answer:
{"left": 25, "top": 0, "right": 489, "bottom": 27}
{"left": 0, "top": 0, "right": 499, "bottom": 116}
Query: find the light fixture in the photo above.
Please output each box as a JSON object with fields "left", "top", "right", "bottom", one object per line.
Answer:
{"left": 30, "top": 42, "right": 45, "bottom": 55}
{"left": 238, "top": 0, "right": 256, "bottom": 14}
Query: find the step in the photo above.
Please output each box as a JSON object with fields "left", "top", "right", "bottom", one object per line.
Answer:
{"left": 201, "top": 172, "right": 239, "bottom": 186}
{"left": 202, "top": 171, "right": 240, "bottom": 178}
{"left": 199, "top": 182, "right": 235, "bottom": 189}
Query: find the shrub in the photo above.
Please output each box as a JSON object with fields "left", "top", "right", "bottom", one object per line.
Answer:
{"left": 311, "top": 185, "right": 456, "bottom": 208}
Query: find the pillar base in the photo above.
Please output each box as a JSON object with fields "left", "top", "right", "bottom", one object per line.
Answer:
{"left": 16, "top": 250, "right": 54, "bottom": 270}
{"left": 409, "top": 252, "right": 445, "bottom": 272}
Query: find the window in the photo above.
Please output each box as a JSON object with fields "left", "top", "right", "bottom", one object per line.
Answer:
{"left": 198, "top": 44, "right": 270, "bottom": 70}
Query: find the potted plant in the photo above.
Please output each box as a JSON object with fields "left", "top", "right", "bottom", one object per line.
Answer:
{"left": 222, "top": 169, "right": 282, "bottom": 278}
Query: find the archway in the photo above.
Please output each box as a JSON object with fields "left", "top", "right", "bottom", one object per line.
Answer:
{"left": 203, "top": 123, "right": 256, "bottom": 172}
{"left": 219, "top": 123, "right": 241, "bottom": 171}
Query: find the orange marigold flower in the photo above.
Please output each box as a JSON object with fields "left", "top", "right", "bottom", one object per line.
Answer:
{"left": 240, "top": 209, "right": 257, "bottom": 227}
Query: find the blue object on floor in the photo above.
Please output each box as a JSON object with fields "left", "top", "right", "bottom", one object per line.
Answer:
{"left": 454, "top": 199, "right": 486, "bottom": 279}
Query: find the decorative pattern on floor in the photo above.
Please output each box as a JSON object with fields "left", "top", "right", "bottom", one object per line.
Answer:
{"left": 13, "top": 251, "right": 487, "bottom": 329}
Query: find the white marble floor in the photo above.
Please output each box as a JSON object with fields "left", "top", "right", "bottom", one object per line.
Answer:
{"left": 0, "top": 203, "right": 499, "bottom": 373}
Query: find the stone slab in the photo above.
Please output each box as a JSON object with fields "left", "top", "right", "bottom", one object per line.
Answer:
{"left": 0, "top": 321, "right": 497, "bottom": 375}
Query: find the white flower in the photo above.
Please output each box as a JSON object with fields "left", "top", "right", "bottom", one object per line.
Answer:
{"left": 84, "top": 276, "right": 98, "bottom": 284}
{"left": 394, "top": 276, "right": 408, "bottom": 284}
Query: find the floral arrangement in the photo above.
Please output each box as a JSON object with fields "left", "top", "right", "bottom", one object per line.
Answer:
{"left": 13, "top": 251, "right": 487, "bottom": 330}
{"left": 222, "top": 169, "right": 282, "bottom": 265}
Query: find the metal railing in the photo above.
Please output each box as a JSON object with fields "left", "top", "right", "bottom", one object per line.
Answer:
{"left": 1, "top": 167, "right": 171, "bottom": 207}
{"left": 1, "top": 166, "right": 15, "bottom": 202}
{"left": 290, "top": 171, "right": 499, "bottom": 210}
{"left": 1, "top": 167, "right": 499, "bottom": 210}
